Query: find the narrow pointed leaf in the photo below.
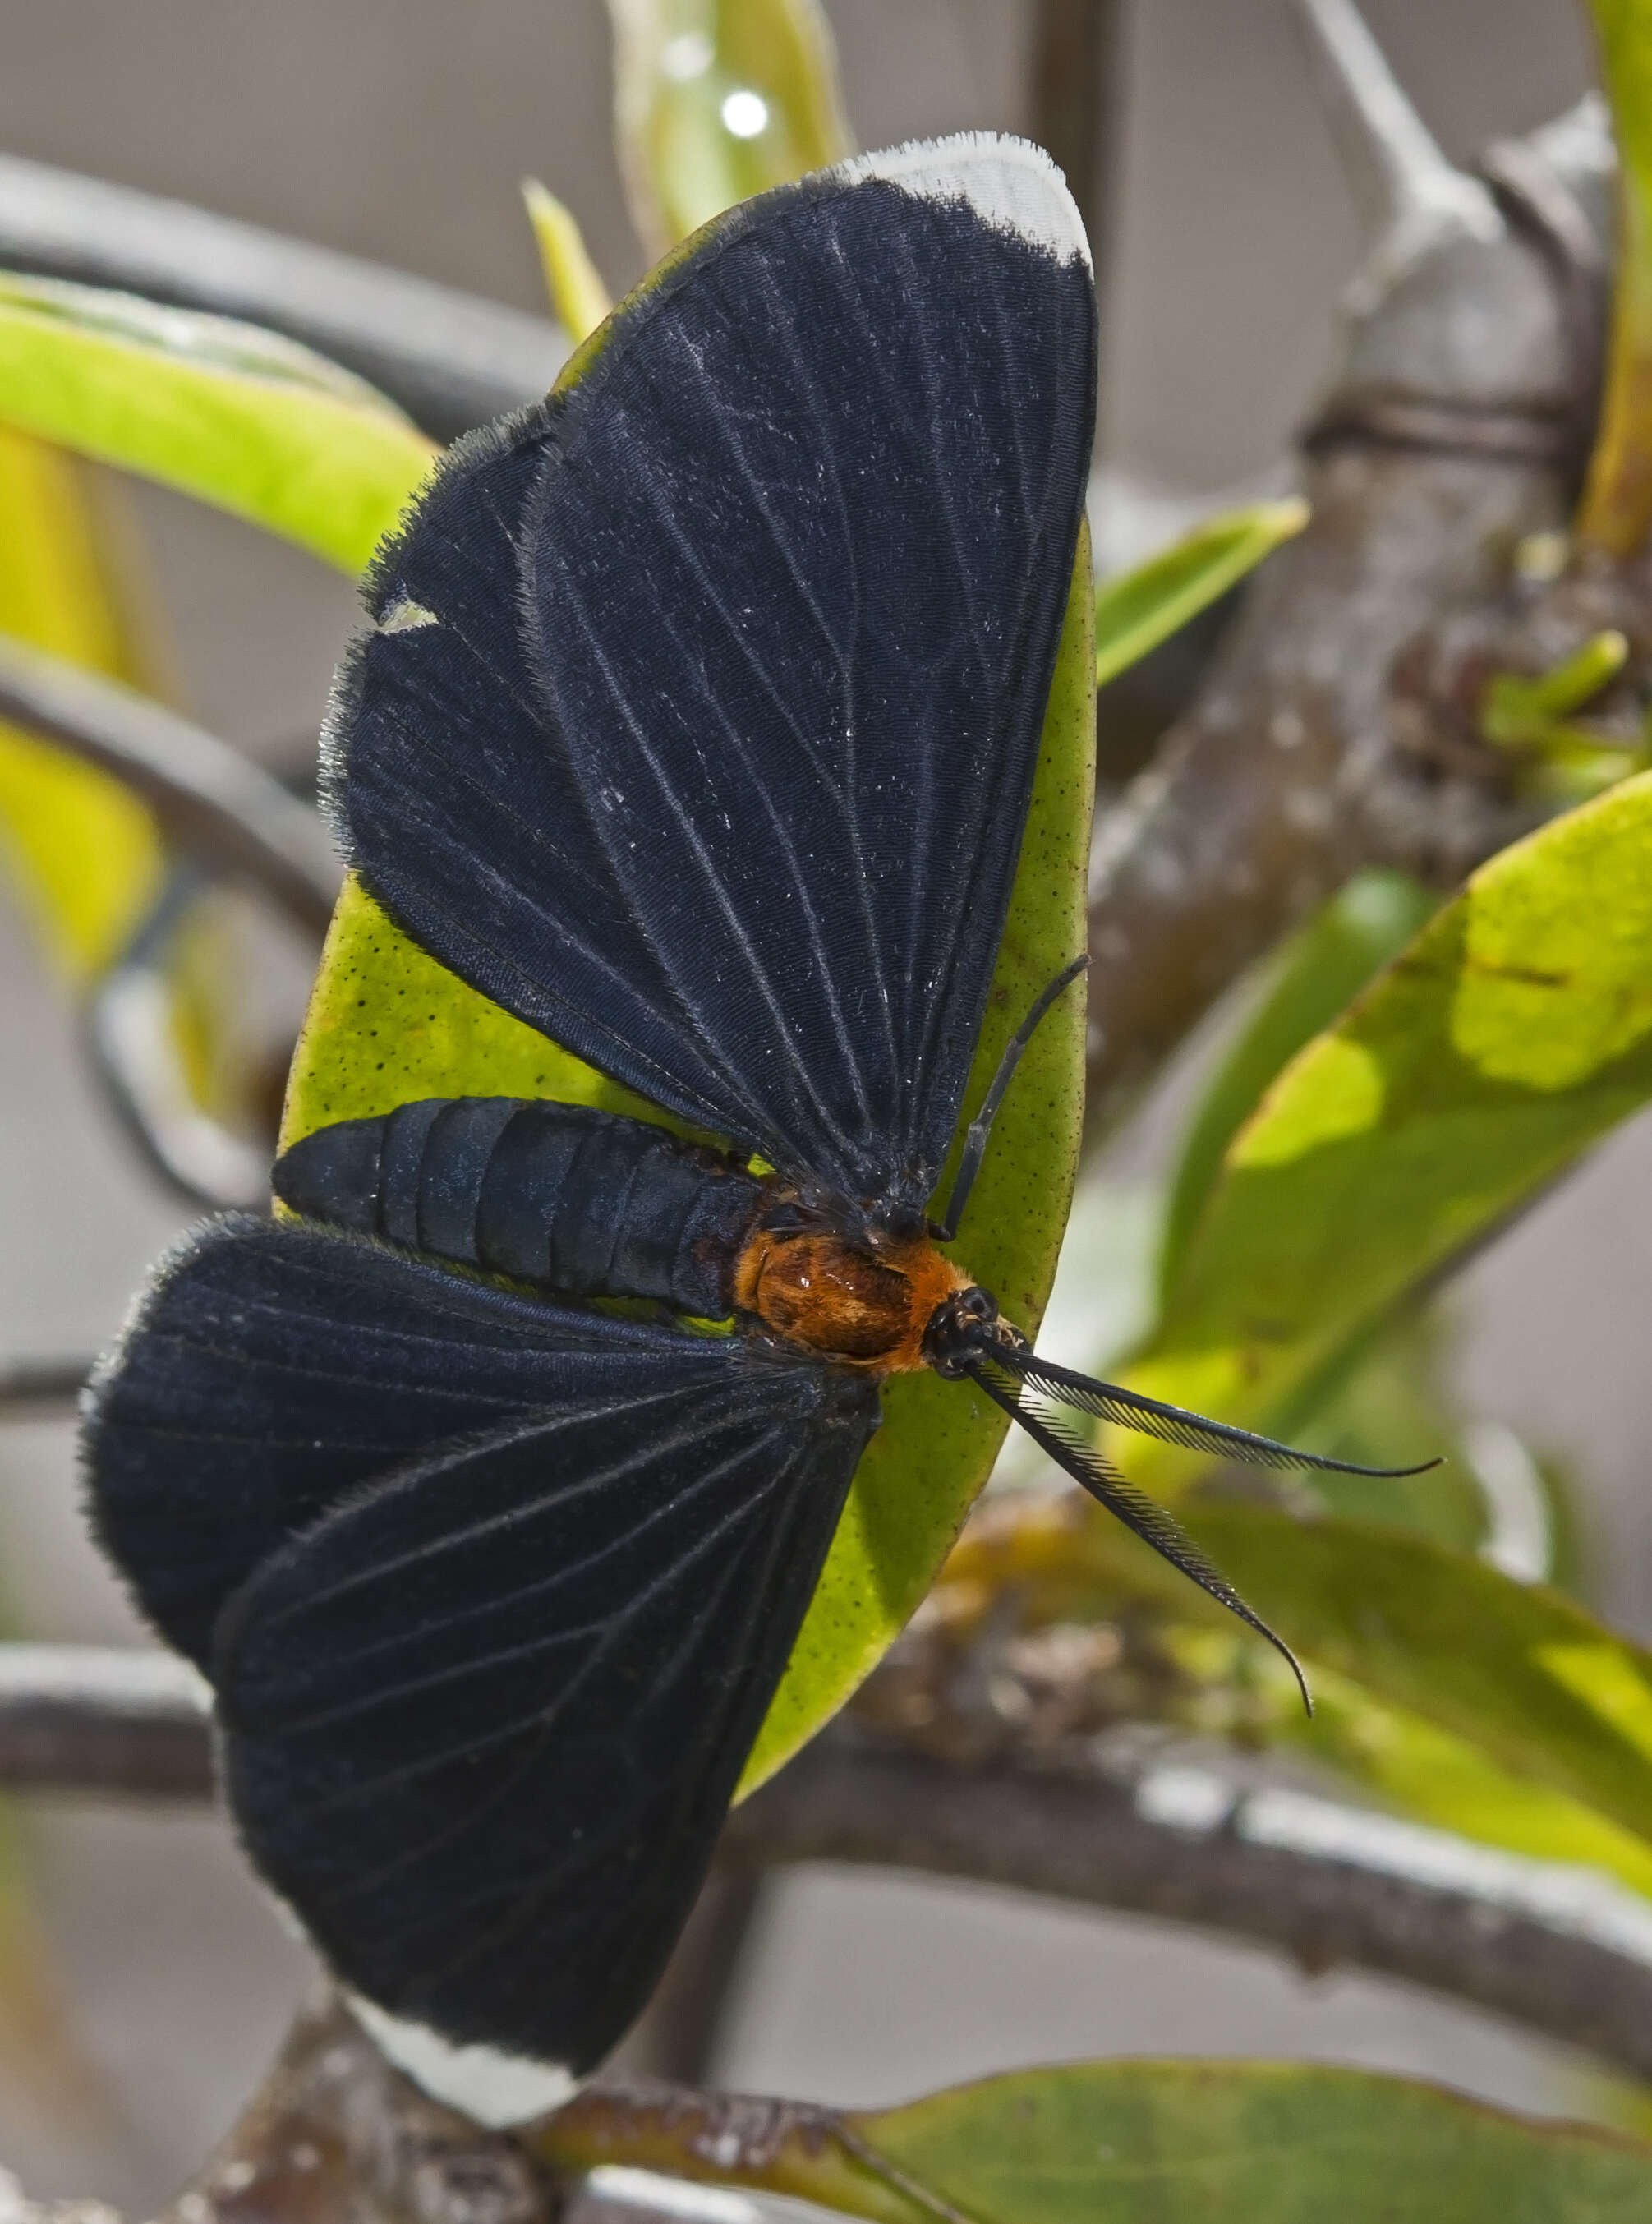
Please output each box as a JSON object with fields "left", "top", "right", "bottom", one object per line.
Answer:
{"left": 608, "top": 0, "right": 854, "bottom": 256}
{"left": 522, "top": 181, "right": 613, "bottom": 344}
{"left": 0, "top": 273, "right": 436, "bottom": 574}
{"left": 946, "top": 1490, "right": 1652, "bottom": 1872}
{"left": 1093, "top": 497, "right": 1308, "bottom": 691}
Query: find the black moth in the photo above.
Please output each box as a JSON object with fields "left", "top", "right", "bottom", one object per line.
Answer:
{"left": 82, "top": 135, "right": 1429, "bottom": 2120}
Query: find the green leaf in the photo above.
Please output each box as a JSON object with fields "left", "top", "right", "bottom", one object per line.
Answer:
{"left": 1190, "top": 1504, "right": 1652, "bottom": 1853}
{"left": 282, "top": 529, "right": 1096, "bottom": 1798}
{"left": 1578, "top": 1, "right": 1652, "bottom": 555}
{"left": 540, "top": 2060, "right": 1652, "bottom": 2222}
{"left": 1093, "top": 498, "right": 1307, "bottom": 692}
{"left": 849, "top": 2059, "right": 1652, "bottom": 2223}
{"left": 1263, "top": 1306, "right": 1490, "bottom": 1547}
{"left": 1291, "top": 1663, "right": 1652, "bottom": 1900}
{"left": 1160, "top": 869, "right": 1437, "bottom": 1303}
{"left": 0, "top": 272, "right": 436, "bottom": 574}
{"left": 1120, "top": 770, "right": 1652, "bottom": 1490}
{"left": 608, "top": 0, "right": 854, "bottom": 256}
{"left": 1479, "top": 631, "right": 1648, "bottom": 807}
{"left": 522, "top": 181, "right": 614, "bottom": 345}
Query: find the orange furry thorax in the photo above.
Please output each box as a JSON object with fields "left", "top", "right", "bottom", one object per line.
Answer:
{"left": 733, "top": 1223, "right": 973, "bottom": 1375}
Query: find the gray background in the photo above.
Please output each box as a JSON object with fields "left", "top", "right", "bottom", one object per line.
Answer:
{"left": 0, "top": 0, "right": 1646, "bottom": 2208}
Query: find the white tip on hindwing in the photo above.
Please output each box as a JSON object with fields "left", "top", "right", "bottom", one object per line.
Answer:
{"left": 839, "top": 132, "right": 1092, "bottom": 272}
{"left": 346, "top": 1992, "right": 580, "bottom": 2126}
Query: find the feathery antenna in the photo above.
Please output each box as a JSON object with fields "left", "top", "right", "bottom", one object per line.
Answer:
{"left": 933, "top": 954, "right": 1088, "bottom": 1245}
{"left": 991, "top": 1343, "right": 1442, "bottom": 1480}
{"left": 968, "top": 1352, "right": 1314, "bottom": 1713}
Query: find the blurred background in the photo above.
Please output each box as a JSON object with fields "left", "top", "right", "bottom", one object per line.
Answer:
{"left": 0, "top": 0, "right": 1645, "bottom": 2208}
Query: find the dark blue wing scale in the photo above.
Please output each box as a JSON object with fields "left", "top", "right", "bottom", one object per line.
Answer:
{"left": 273, "top": 1098, "right": 765, "bottom": 1314}
{"left": 215, "top": 1366, "right": 868, "bottom": 2072}
{"left": 84, "top": 1214, "right": 876, "bottom": 2070}
{"left": 82, "top": 1213, "right": 833, "bottom": 1671}
{"left": 328, "top": 148, "right": 1096, "bottom": 1209}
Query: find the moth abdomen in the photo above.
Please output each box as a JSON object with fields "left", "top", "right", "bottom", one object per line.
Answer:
{"left": 274, "top": 1098, "right": 764, "bottom": 1318}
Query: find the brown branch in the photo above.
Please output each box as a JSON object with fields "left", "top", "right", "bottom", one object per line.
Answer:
{"left": 1084, "top": 85, "right": 1616, "bottom": 1124}
{"left": 8, "top": 1642, "right": 1652, "bottom": 2087}
{"left": 0, "top": 1646, "right": 213, "bottom": 1799}
{"left": 151, "top": 1992, "right": 555, "bottom": 2224}
{"left": 118, "top": 1991, "right": 936, "bottom": 2224}
{"left": 533, "top": 2080, "right": 950, "bottom": 2224}
{"left": 0, "top": 1356, "right": 94, "bottom": 1419}
{"left": 730, "top": 1723, "right": 1652, "bottom": 2084}
{"left": 0, "top": 151, "right": 565, "bottom": 441}
{"left": 0, "top": 638, "right": 340, "bottom": 935}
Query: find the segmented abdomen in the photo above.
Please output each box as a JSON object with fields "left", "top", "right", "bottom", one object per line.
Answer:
{"left": 273, "top": 1098, "right": 765, "bottom": 1319}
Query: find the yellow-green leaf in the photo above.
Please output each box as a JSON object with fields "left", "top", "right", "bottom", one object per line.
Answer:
{"left": 1160, "top": 869, "right": 1437, "bottom": 1303}
{"left": 282, "top": 529, "right": 1094, "bottom": 1796}
{"left": 522, "top": 181, "right": 614, "bottom": 345}
{"left": 1294, "top": 1665, "right": 1652, "bottom": 1900}
{"left": 0, "top": 426, "right": 163, "bottom": 976}
{"left": 1121, "top": 770, "right": 1652, "bottom": 1489}
{"left": 1577, "top": 0, "right": 1652, "bottom": 555}
{"left": 0, "top": 273, "right": 436, "bottom": 575}
{"left": 608, "top": 0, "right": 854, "bottom": 256}
{"left": 851, "top": 2060, "right": 1652, "bottom": 2224}
{"left": 946, "top": 1490, "right": 1652, "bottom": 1880}
{"left": 1093, "top": 497, "right": 1308, "bottom": 691}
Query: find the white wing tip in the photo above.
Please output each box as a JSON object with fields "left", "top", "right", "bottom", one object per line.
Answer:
{"left": 840, "top": 133, "right": 1092, "bottom": 271}
{"left": 347, "top": 1992, "right": 580, "bottom": 2126}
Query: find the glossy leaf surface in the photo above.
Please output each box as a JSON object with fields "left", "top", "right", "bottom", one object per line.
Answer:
{"left": 282, "top": 529, "right": 1095, "bottom": 1793}
{"left": 1093, "top": 497, "right": 1307, "bottom": 691}
{"left": 0, "top": 273, "right": 435, "bottom": 574}
{"left": 1123, "top": 770, "right": 1652, "bottom": 1488}
{"left": 608, "top": 0, "right": 853, "bottom": 255}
